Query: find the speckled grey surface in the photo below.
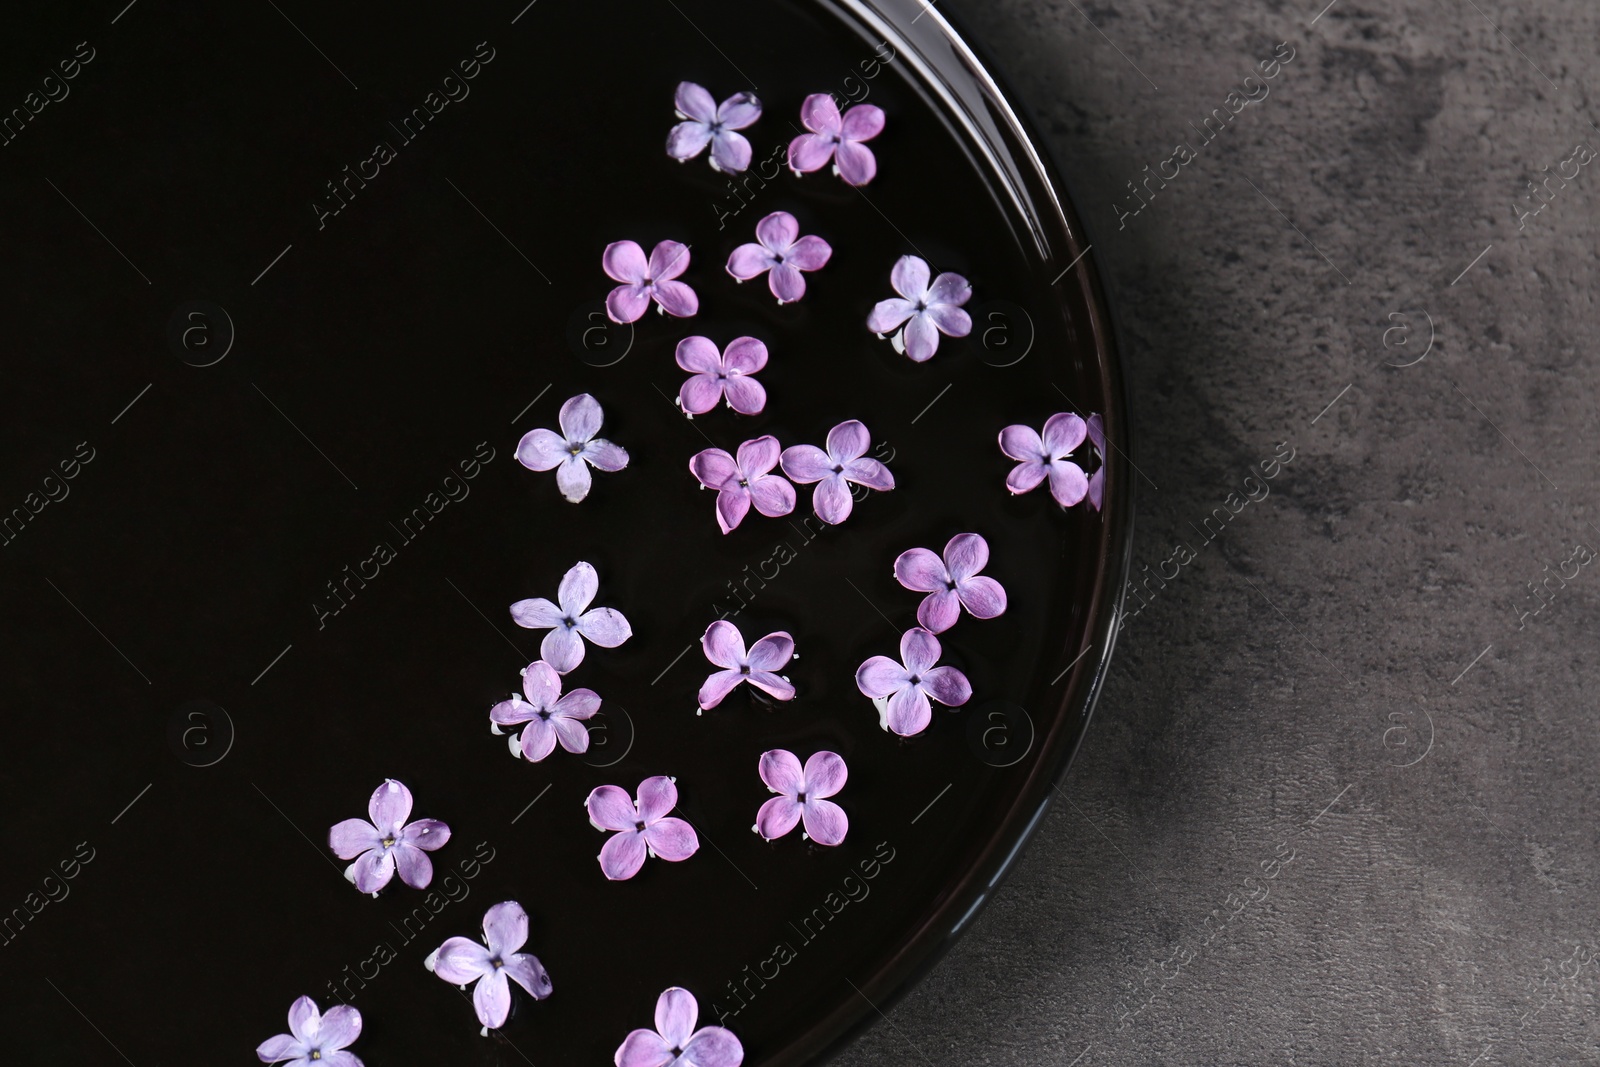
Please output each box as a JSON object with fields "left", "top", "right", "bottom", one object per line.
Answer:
{"left": 833, "top": 1, "right": 1600, "bottom": 1064}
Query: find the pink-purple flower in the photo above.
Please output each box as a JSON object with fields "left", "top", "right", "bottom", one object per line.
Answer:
{"left": 257, "top": 996, "right": 362, "bottom": 1067}
{"left": 893, "top": 533, "right": 1008, "bottom": 634}
{"left": 604, "top": 239, "right": 698, "bottom": 323}
{"left": 754, "top": 750, "right": 848, "bottom": 846}
{"left": 788, "top": 94, "right": 885, "bottom": 186}
{"left": 867, "top": 255, "right": 972, "bottom": 362}
{"left": 676, "top": 335, "right": 767, "bottom": 416}
{"left": 856, "top": 627, "right": 972, "bottom": 737}
{"left": 516, "top": 393, "right": 629, "bottom": 503}
{"left": 425, "top": 900, "right": 552, "bottom": 1033}
{"left": 666, "top": 82, "right": 761, "bottom": 174}
{"left": 491, "top": 660, "right": 598, "bottom": 762}
{"left": 999, "top": 412, "right": 1090, "bottom": 507}
{"left": 698, "top": 620, "right": 796, "bottom": 709}
{"left": 1086, "top": 413, "right": 1106, "bottom": 511}
{"left": 510, "top": 561, "right": 632, "bottom": 673}
{"left": 780, "top": 420, "right": 894, "bottom": 525}
{"left": 689, "top": 435, "right": 796, "bottom": 534}
{"left": 616, "top": 987, "right": 744, "bottom": 1067}
{"left": 726, "top": 211, "right": 832, "bottom": 304}
{"left": 586, "top": 776, "right": 700, "bottom": 880}
{"left": 328, "top": 779, "right": 451, "bottom": 896}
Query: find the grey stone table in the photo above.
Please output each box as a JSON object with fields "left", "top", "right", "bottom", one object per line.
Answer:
{"left": 834, "top": 1, "right": 1600, "bottom": 1064}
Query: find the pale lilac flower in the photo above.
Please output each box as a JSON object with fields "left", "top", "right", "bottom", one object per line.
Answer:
{"left": 616, "top": 987, "right": 744, "bottom": 1067}
{"left": 256, "top": 996, "right": 363, "bottom": 1067}
{"left": 676, "top": 335, "right": 767, "bottom": 416}
{"left": 697, "top": 620, "right": 795, "bottom": 709}
{"left": 586, "top": 776, "right": 699, "bottom": 881}
{"left": 666, "top": 82, "right": 761, "bottom": 173}
{"left": 780, "top": 419, "right": 894, "bottom": 525}
{"left": 510, "top": 561, "right": 632, "bottom": 673}
{"left": 604, "top": 239, "right": 698, "bottom": 323}
{"left": 855, "top": 627, "right": 972, "bottom": 737}
{"left": 866, "top": 255, "right": 972, "bottom": 362}
{"left": 893, "top": 533, "right": 1008, "bottom": 634}
{"left": 754, "top": 750, "right": 848, "bottom": 846}
{"left": 425, "top": 900, "right": 552, "bottom": 1033}
{"left": 1086, "top": 413, "right": 1106, "bottom": 511}
{"left": 726, "top": 211, "right": 832, "bottom": 304}
{"left": 999, "top": 412, "right": 1089, "bottom": 507}
{"left": 689, "top": 436, "right": 795, "bottom": 534}
{"left": 328, "top": 779, "right": 451, "bottom": 895}
{"left": 516, "top": 393, "right": 629, "bottom": 503}
{"left": 490, "top": 660, "right": 599, "bottom": 762}
{"left": 788, "top": 94, "right": 885, "bottom": 186}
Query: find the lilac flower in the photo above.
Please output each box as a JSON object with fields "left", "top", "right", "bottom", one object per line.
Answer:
{"left": 725, "top": 211, "right": 832, "bottom": 304}
{"left": 855, "top": 627, "right": 972, "bottom": 737}
{"left": 754, "top": 750, "right": 848, "bottom": 846}
{"left": 604, "top": 239, "right": 698, "bottom": 323}
{"left": 256, "top": 996, "right": 363, "bottom": 1067}
{"left": 666, "top": 82, "right": 761, "bottom": 174}
{"left": 893, "top": 533, "right": 1008, "bottom": 634}
{"left": 1086, "top": 413, "right": 1106, "bottom": 511}
{"left": 425, "top": 900, "right": 552, "bottom": 1033}
{"left": 516, "top": 393, "right": 629, "bottom": 503}
{"left": 586, "top": 776, "right": 699, "bottom": 881}
{"left": 616, "top": 987, "right": 744, "bottom": 1067}
{"left": 676, "top": 335, "right": 767, "bottom": 416}
{"left": 697, "top": 620, "right": 795, "bottom": 709}
{"left": 788, "top": 94, "right": 885, "bottom": 186}
{"left": 490, "top": 660, "right": 599, "bottom": 762}
{"left": 689, "top": 435, "right": 795, "bottom": 534}
{"left": 328, "top": 779, "right": 451, "bottom": 896}
{"left": 779, "top": 420, "right": 894, "bottom": 525}
{"left": 510, "top": 561, "right": 632, "bottom": 674}
{"left": 999, "top": 412, "right": 1090, "bottom": 507}
{"left": 866, "top": 255, "right": 972, "bottom": 362}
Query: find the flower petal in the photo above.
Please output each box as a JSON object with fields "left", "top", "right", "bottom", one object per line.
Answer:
{"left": 746, "top": 631, "right": 794, "bottom": 671}
{"left": 833, "top": 138, "right": 877, "bottom": 185}
{"left": 755, "top": 210, "right": 799, "bottom": 252}
{"left": 755, "top": 795, "right": 802, "bottom": 840}
{"left": 867, "top": 297, "right": 916, "bottom": 334}
{"left": 542, "top": 625, "right": 584, "bottom": 673}
{"left": 802, "top": 798, "right": 849, "bottom": 845}
{"left": 519, "top": 717, "right": 558, "bottom": 762}
{"left": 642, "top": 817, "right": 699, "bottom": 860}
{"left": 320, "top": 1052, "right": 362, "bottom": 1067}
{"left": 649, "top": 240, "right": 692, "bottom": 281}
{"left": 826, "top": 420, "right": 871, "bottom": 463}
{"left": 673, "top": 81, "right": 717, "bottom": 124}
{"left": 636, "top": 776, "right": 679, "bottom": 823}
{"left": 758, "top": 749, "right": 804, "bottom": 794}
{"left": 915, "top": 588, "right": 962, "bottom": 634}
{"left": 726, "top": 242, "right": 774, "bottom": 281}
{"left": 606, "top": 283, "right": 650, "bottom": 324}
{"left": 701, "top": 620, "right": 747, "bottom": 668}
{"left": 503, "top": 953, "right": 553, "bottom": 1001}
{"left": 616, "top": 1029, "right": 675, "bottom": 1067}
{"left": 769, "top": 262, "right": 807, "bottom": 304}
{"left": 893, "top": 547, "right": 946, "bottom": 592}
{"left": 656, "top": 987, "right": 701, "bottom": 1049}
{"left": 394, "top": 842, "right": 434, "bottom": 889}
{"left": 840, "top": 103, "right": 885, "bottom": 141}
{"left": 510, "top": 597, "right": 563, "bottom": 629}
{"left": 998, "top": 424, "right": 1045, "bottom": 463}
{"left": 682, "top": 1027, "right": 745, "bottom": 1067}
{"left": 520, "top": 660, "right": 561, "bottom": 708}
{"left": 890, "top": 255, "right": 931, "bottom": 301}
{"left": 804, "top": 751, "right": 848, "bottom": 798}
{"left": 473, "top": 969, "right": 512, "bottom": 1029}
{"left": 1005, "top": 459, "right": 1049, "bottom": 496}
{"left": 1086, "top": 412, "right": 1106, "bottom": 455}
{"left": 584, "top": 437, "right": 629, "bottom": 472}
{"left": 515, "top": 428, "right": 567, "bottom": 472}
{"left": 431, "top": 936, "right": 493, "bottom": 984}
{"left": 747, "top": 474, "right": 795, "bottom": 518}
{"left": 842, "top": 457, "right": 894, "bottom": 491}
{"left": 747, "top": 670, "right": 796, "bottom": 700}
{"left": 675, "top": 335, "right": 722, "bottom": 375}
{"left": 602, "top": 240, "right": 648, "bottom": 284}
{"left": 710, "top": 130, "right": 753, "bottom": 173}
{"left": 328, "top": 819, "right": 380, "bottom": 860}
{"left": 554, "top": 687, "right": 600, "bottom": 720}
{"left": 944, "top": 533, "right": 988, "bottom": 580}
{"left": 957, "top": 575, "right": 1007, "bottom": 620}
{"left": 288, "top": 996, "right": 319, "bottom": 1043}
{"left": 586, "top": 785, "right": 637, "bottom": 832}
{"left": 314, "top": 1006, "right": 360, "bottom": 1051}
{"left": 1087, "top": 467, "right": 1105, "bottom": 511}
{"left": 925, "top": 303, "right": 972, "bottom": 339}
{"left": 921, "top": 664, "right": 972, "bottom": 707}
{"left": 555, "top": 456, "right": 593, "bottom": 502}
{"left": 722, "top": 374, "right": 766, "bottom": 415}
{"left": 552, "top": 714, "right": 591, "bottom": 753}
{"left": 698, "top": 667, "right": 746, "bottom": 707}
{"left": 350, "top": 848, "right": 395, "bottom": 893}
{"left": 800, "top": 92, "right": 842, "bottom": 135}
{"left": 722, "top": 336, "right": 768, "bottom": 375}
{"left": 928, "top": 271, "right": 972, "bottom": 308}
{"left": 736, "top": 434, "right": 781, "bottom": 476}
{"left": 885, "top": 685, "right": 932, "bottom": 736}
{"left": 600, "top": 830, "right": 648, "bottom": 880}
{"left": 779, "top": 443, "right": 834, "bottom": 483}
{"left": 786, "top": 234, "right": 832, "bottom": 271}
{"left": 902, "top": 313, "right": 940, "bottom": 362}
{"left": 811, "top": 476, "right": 853, "bottom": 524}
{"left": 652, "top": 279, "right": 699, "bottom": 318}
{"left": 483, "top": 900, "right": 529, "bottom": 956}
{"left": 855, "top": 655, "right": 908, "bottom": 699}
{"left": 666, "top": 119, "right": 713, "bottom": 161}
{"left": 716, "top": 92, "right": 762, "bottom": 129}
{"left": 558, "top": 562, "right": 598, "bottom": 615}
{"left": 900, "top": 627, "right": 942, "bottom": 675}
{"left": 715, "top": 486, "right": 752, "bottom": 533}
{"left": 1047, "top": 461, "right": 1089, "bottom": 507}
{"left": 1042, "top": 412, "right": 1087, "bottom": 457}
{"left": 402, "top": 818, "right": 451, "bottom": 852}
{"left": 576, "top": 607, "right": 631, "bottom": 648}
{"left": 690, "top": 448, "right": 739, "bottom": 489}
{"left": 369, "top": 779, "right": 413, "bottom": 831}
{"left": 255, "top": 1033, "right": 306, "bottom": 1063}
{"left": 788, "top": 131, "right": 837, "bottom": 173}
{"left": 679, "top": 373, "right": 725, "bottom": 416}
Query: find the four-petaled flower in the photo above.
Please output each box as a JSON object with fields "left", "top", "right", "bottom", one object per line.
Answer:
{"left": 585, "top": 776, "right": 700, "bottom": 881}
{"left": 697, "top": 620, "right": 796, "bottom": 709}
{"left": 516, "top": 393, "right": 629, "bottom": 504}
{"left": 855, "top": 627, "right": 972, "bottom": 737}
{"left": 780, "top": 419, "right": 894, "bottom": 525}
{"left": 1085, "top": 413, "right": 1107, "bottom": 511}
{"left": 256, "top": 996, "right": 363, "bottom": 1067}
{"left": 491, "top": 660, "right": 599, "bottom": 762}
{"left": 892, "top": 533, "right": 1007, "bottom": 634}
{"left": 788, "top": 94, "right": 885, "bottom": 186}
{"left": 998, "top": 412, "right": 1090, "bottom": 507}
{"left": 666, "top": 82, "right": 762, "bottom": 174}
{"left": 689, "top": 436, "right": 796, "bottom": 534}
{"left": 866, "top": 255, "right": 972, "bottom": 362}
{"left": 425, "top": 900, "right": 552, "bottom": 1033}
{"left": 725, "top": 211, "right": 832, "bottom": 304}
{"left": 616, "top": 987, "right": 744, "bottom": 1067}
{"left": 603, "top": 239, "right": 698, "bottom": 323}
{"left": 510, "top": 561, "right": 632, "bottom": 674}
{"left": 328, "top": 779, "right": 451, "bottom": 896}
{"left": 676, "top": 335, "right": 768, "bottom": 417}
{"left": 754, "top": 750, "right": 848, "bottom": 845}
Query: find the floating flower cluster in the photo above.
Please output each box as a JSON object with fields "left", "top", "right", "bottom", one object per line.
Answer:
{"left": 256, "top": 996, "right": 363, "bottom": 1067}
{"left": 755, "top": 749, "right": 849, "bottom": 845}
{"left": 617, "top": 987, "right": 744, "bottom": 1067}
{"left": 491, "top": 660, "right": 598, "bottom": 762}
{"left": 666, "top": 82, "right": 761, "bottom": 173}
{"left": 510, "top": 561, "right": 632, "bottom": 673}
{"left": 586, "top": 776, "right": 700, "bottom": 880}
{"left": 426, "top": 900, "right": 552, "bottom": 1032}
{"left": 328, "top": 779, "right": 451, "bottom": 896}
{"left": 868, "top": 255, "right": 973, "bottom": 362}
{"left": 516, "top": 393, "right": 629, "bottom": 504}
{"left": 698, "top": 620, "right": 796, "bottom": 709}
